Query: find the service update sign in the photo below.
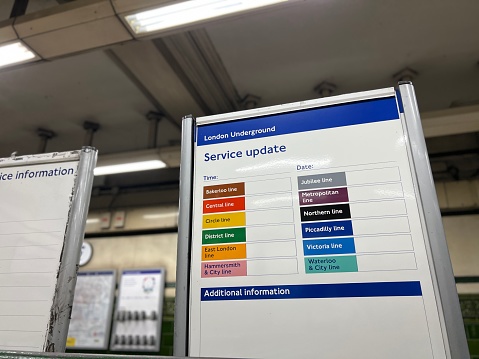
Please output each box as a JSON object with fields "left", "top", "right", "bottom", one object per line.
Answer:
{"left": 188, "top": 90, "right": 448, "bottom": 358}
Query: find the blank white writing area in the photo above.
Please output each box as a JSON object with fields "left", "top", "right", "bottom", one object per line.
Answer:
{"left": 0, "top": 160, "right": 78, "bottom": 351}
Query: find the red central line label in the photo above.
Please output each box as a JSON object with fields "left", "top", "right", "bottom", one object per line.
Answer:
{"left": 203, "top": 196, "right": 245, "bottom": 214}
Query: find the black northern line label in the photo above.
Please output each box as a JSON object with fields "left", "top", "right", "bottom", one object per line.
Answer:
{"left": 300, "top": 203, "right": 351, "bottom": 222}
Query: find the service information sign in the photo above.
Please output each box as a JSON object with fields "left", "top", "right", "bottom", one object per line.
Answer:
{"left": 189, "top": 89, "right": 449, "bottom": 358}
{"left": 0, "top": 160, "right": 79, "bottom": 351}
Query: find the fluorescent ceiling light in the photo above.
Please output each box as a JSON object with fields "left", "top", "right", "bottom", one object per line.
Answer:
{"left": 125, "top": 0, "right": 288, "bottom": 34}
{"left": 94, "top": 149, "right": 167, "bottom": 176}
{"left": 0, "top": 41, "right": 37, "bottom": 68}
{"left": 94, "top": 160, "right": 166, "bottom": 176}
{"left": 86, "top": 218, "right": 100, "bottom": 224}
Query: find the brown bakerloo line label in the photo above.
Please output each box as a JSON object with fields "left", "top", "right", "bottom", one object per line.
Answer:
{"left": 203, "top": 182, "right": 245, "bottom": 199}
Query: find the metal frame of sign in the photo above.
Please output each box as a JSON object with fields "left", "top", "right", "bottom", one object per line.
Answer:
{"left": 67, "top": 270, "right": 116, "bottom": 350}
{"left": 0, "top": 147, "right": 97, "bottom": 352}
{"left": 110, "top": 268, "right": 166, "bottom": 352}
{"left": 398, "top": 82, "right": 468, "bottom": 357}
{"left": 174, "top": 83, "right": 468, "bottom": 358}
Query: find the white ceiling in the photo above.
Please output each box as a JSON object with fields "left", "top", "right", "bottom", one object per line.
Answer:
{"left": 1, "top": 51, "right": 157, "bottom": 155}
{"left": 0, "top": 0, "right": 478, "bottom": 159}
{"left": 207, "top": 0, "right": 479, "bottom": 110}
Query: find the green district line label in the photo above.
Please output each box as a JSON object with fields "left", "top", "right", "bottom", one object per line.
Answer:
{"left": 305, "top": 256, "right": 358, "bottom": 273}
{"left": 202, "top": 227, "right": 246, "bottom": 245}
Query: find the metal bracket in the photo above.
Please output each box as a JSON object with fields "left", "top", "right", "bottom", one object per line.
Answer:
{"left": 83, "top": 121, "right": 101, "bottom": 147}
{"left": 36, "top": 128, "right": 56, "bottom": 153}
{"left": 314, "top": 81, "right": 337, "bottom": 97}
{"left": 146, "top": 111, "right": 164, "bottom": 148}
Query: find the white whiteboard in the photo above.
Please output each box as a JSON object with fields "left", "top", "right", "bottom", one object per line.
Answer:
{"left": 67, "top": 271, "right": 116, "bottom": 350}
{"left": 0, "top": 149, "right": 96, "bottom": 352}
{"left": 184, "top": 87, "right": 461, "bottom": 358}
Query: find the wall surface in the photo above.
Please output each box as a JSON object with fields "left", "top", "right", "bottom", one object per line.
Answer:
{"left": 444, "top": 215, "right": 479, "bottom": 277}
{"left": 443, "top": 214, "right": 479, "bottom": 295}
{"left": 82, "top": 233, "right": 178, "bottom": 296}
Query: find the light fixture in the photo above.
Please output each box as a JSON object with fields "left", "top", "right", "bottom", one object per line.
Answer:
{"left": 0, "top": 41, "right": 38, "bottom": 68}
{"left": 124, "top": 0, "right": 288, "bottom": 35}
{"left": 86, "top": 218, "right": 100, "bottom": 224}
{"left": 94, "top": 149, "right": 167, "bottom": 176}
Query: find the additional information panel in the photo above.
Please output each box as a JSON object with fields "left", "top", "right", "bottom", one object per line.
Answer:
{"left": 189, "top": 92, "right": 448, "bottom": 358}
{"left": 67, "top": 271, "right": 116, "bottom": 349}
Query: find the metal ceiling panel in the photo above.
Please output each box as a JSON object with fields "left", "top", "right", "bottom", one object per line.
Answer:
{"left": 14, "top": 0, "right": 116, "bottom": 37}
{"left": 0, "top": 19, "right": 18, "bottom": 44}
{"left": 109, "top": 40, "right": 205, "bottom": 124}
{"left": 22, "top": 17, "right": 132, "bottom": 58}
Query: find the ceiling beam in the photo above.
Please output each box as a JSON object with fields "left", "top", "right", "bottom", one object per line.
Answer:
{"left": 108, "top": 40, "right": 205, "bottom": 129}
{"left": 422, "top": 105, "right": 479, "bottom": 138}
{"left": 154, "top": 29, "right": 243, "bottom": 115}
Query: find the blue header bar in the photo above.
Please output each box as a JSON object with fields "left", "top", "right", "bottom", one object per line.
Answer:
{"left": 78, "top": 271, "right": 114, "bottom": 276}
{"left": 197, "top": 97, "right": 399, "bottom": 146}
{"left": 201, "top": 281, "right": 422, "bottom": 301}
{"left": 396, "top": 89, "right": 404, "bottom": 113}
{"left": 123, "top": 269, "right": 162, "bottom": 275}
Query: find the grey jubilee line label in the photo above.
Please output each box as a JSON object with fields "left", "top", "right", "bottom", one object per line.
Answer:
{"left": 297, "top": 172, "right": 346, "bottom": 190}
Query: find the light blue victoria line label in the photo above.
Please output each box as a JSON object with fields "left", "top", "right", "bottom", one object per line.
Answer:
{"left": 303, "top": 238, "right": 355, "bottom": 256}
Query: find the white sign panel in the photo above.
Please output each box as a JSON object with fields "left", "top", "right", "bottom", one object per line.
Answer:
{"left": 188, "top": 89, "right": 449, "bottom": 358}
{"left": 110, "top": 269, "right": 165, "bottom": 352}
{"left": 0, "top": 160, "right": 78, "bottom": 351}
{"left": 67, "top": 271, "right": 116, "bottom": 349}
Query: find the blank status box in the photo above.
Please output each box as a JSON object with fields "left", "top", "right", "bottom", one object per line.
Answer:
{"left": 355, "top": 234, "right": 413, "bottom": 253}
{"left": 247, "top": 258, "right": 298, "bottom": 275}
{"left": 0, "top": 300, "right": 51, "bottom": 317}
{"left": 0, "top": 232, "right": 61, "bottom": 247}
{"left": 0, "top": 258, "right": 60, "bottom": 274}
{"left": 0, "top": 272, "right": 53, "bottom": 287}
{"left": 246, "top": 208, "right": 294, "bottom": 225}
{"left": 357, "top": 253, "right": 417, "bottom": 271}
{"left": 348, "top": 183, "right": 404, "bottom": 202}
{"left": 0, "top": 219, "right": 65, "bottom": 235}
{"left": 350, "top": 199, "right": 407, "bottom": 218}
{"left": 353, "top": 217, "right": 410, "bottom": 235}
{"left": 247, "top": 241, "right": 297, "bottom": 258}
{"left": 246, "top": 192, "right": 293, "bottom": 210}
{"left": 246, "top": 178, "right": 291, "bottom": 195}
{"left": 246, "top": 224, "right": 295, "bottom": 242}
{"left": 0, "top": 331, "right": 45, "bottom": 351}
{"left": 0, "top": 315, "right": 46, "bottom": 332}
{"left": 0, "top": 244, "right": 61, "bottom": 260}
{"left": 346, "top": 167, "right": 400, "bottom": 185}
{"left": 0, "top": 286, "right": 52, "bottom": 301}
